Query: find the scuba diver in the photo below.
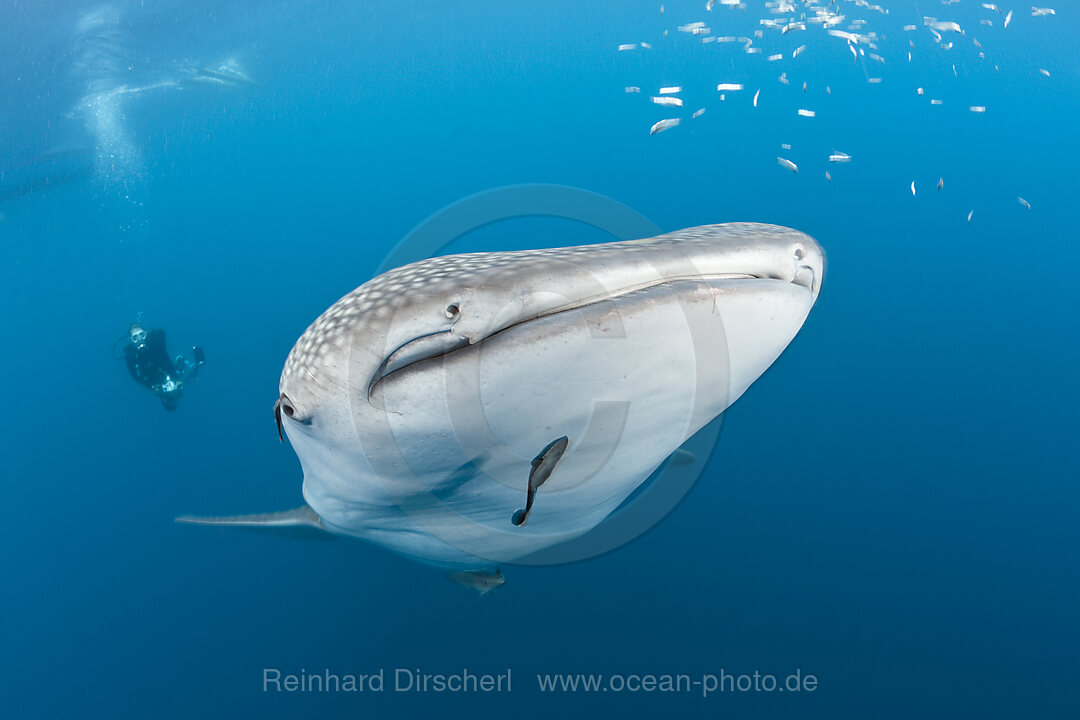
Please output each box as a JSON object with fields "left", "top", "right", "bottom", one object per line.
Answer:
{"left": 121, "top": 323, "right": 206, "bottom": 410}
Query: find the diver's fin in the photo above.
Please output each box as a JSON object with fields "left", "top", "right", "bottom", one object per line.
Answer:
{"left": 512, "top": 436, "right": 569, "bottom": 527}
{"left": 175, "top": 505, "right": 334, "bottom": 540}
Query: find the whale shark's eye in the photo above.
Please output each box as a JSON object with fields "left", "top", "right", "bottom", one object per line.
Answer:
{"left": 445, "top": 303, "right": 460, "bottom": 319}
{"left": 274, "top": 394, "right": 310, "bottom": 438}
{"left": 793, "top": 246, "right": 805, "bottom": 261}
{"left": 273, "top": 397, "right": 286, "bottom": 442}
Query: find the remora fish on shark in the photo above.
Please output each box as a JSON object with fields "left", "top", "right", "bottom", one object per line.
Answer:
{"left": 179, "top": 223, "right": 824, "bottom": 570}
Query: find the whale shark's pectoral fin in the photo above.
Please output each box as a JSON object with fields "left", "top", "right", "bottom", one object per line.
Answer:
{"left": 668, "top": 448, "right": 696, "bottom": 465}
{"left": 512, "top": 436, "right": 570, "bottom": 527}
{"left": 175, "top": 505, "right": 335, "bottom": 541}
{"left": 446, "top": 569, "right": 505, "bottom": 595}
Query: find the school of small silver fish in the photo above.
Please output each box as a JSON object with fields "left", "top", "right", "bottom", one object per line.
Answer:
{"left": 620, "top": 0, "right": 1058, "bottom": 222}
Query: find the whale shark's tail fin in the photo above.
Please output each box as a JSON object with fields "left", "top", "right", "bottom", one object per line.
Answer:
{"left": 175, "top": 505, "right": 335, "bottom": 541}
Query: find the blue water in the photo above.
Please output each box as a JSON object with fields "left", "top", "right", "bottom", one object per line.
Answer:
{"left": 2, "top": 1, "right": 1078, "bottom": 717}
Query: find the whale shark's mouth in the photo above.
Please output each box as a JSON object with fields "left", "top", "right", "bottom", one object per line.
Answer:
{"left": 366, "top": 271, "right": 814, "bottom": 399}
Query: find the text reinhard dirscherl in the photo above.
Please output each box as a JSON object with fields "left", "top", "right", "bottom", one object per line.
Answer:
{"left": 263, "top": 668, "right": 511, "bottom": 694}
{"left": 262, "top": 668, "right": 819, "bottom": 697}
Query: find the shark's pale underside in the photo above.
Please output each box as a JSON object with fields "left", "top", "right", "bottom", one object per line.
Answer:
{"left": 179, "top": 223, "right": 824, "bottom": 569}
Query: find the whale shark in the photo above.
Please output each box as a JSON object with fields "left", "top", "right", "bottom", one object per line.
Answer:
{"left": 179, "top": 222, "right": 824, "bottom": 570}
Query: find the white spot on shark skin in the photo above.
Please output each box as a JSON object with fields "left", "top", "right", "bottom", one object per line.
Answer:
{"left": 186, "top": 224, "right": 824, "bottom": 571}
